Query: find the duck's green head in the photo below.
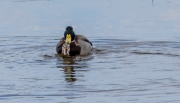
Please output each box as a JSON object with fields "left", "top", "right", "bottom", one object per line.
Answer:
{"left": 64, "top": 26, "right": 75, "bottom": 44}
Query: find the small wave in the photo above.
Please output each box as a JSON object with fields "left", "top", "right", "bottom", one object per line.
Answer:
{"left": 131, "top": 50, "right": 180, "bottom": 57}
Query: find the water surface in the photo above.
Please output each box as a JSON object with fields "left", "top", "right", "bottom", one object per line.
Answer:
{"left": 1, "top": 0, "right": 180, "bottom": 103}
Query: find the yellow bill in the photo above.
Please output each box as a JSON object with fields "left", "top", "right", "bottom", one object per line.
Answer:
{"left": 65, "top": 34, "right": 71, "bottom": 44}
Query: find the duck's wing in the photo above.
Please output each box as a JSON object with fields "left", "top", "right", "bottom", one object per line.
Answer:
{"left": 75, "top": 35, "right": 93, "bottom": 46}
{"left": 56, "top": 37, "right": 65, "bottom": 54}
{"left": 74, "top": 35, "right": 93, "bottom": 55}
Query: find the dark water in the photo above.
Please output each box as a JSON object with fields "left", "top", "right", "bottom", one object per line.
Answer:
{"left": 1, "top": 0, "right": 180, "bottom": 103}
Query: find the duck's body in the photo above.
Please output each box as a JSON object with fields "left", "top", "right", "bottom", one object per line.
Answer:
{"left": 56, "top": 26, "right": 92, "bottom": 56}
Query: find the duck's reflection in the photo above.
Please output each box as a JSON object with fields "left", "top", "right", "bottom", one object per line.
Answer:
{"left": 62, "top": 57, "right": 75, "bottom": 64}
{"left": 62, "top": 57, "right": 76, "bottom": 82}
{"left": 56, "top": 55, "right": 90, "bottom": 82}
{"left": 63, "top": 66, "right": 76, "bottom": 82}
{"left": 56, "top": 57, "right": 77, "bottom": 82}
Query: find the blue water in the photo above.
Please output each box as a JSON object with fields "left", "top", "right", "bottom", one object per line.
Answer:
{"left": 1, "top": 0, "right": 180, "bottom": 103}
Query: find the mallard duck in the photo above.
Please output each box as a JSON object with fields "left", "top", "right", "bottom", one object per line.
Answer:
{"left": 56, "top": 26, "right": 93, "bottom": 57}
